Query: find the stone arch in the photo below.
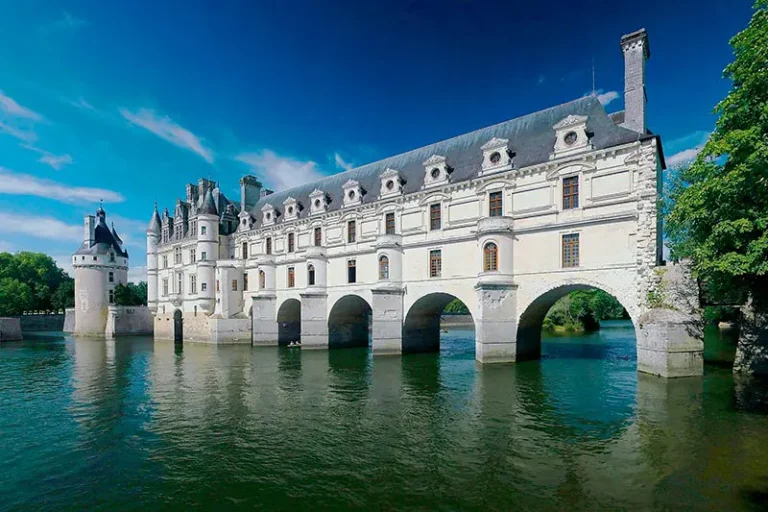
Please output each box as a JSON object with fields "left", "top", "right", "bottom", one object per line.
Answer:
{"left": 277, "top": 298, "right": 301, "bottom": 345}
{"left": 515, "top": 278, "right": 636, "bottom": 362}
{"left": 328, "top": 294, "right": 372, "bottom": 349}
{"left": 403, "top": 292, "right": 476, "bottom": 354}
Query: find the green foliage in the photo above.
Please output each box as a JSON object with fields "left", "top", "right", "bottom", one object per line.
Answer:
{"left": 665, "top": 2, "right": 768, "bottom": 310}
{"left": 114, "top": 282, "right": 147, "bottom": 306}
{"left": 0, "top": 278, "right": 34, "bottom": 316}
{"left": 704, "top": 306, "right": 740, "bottom": 324}
{"left": 0, "top": 251, "right": 73, "bottom": 313}
{"left": 443, "top": 298, "right": 469, "bottom": 314}
{"left": 544, "top": 289, "right": 625, "bottom": 332}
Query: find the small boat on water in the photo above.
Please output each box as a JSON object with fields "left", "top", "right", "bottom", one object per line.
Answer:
{"left": 287, "top": 341, "right": 302, "bottom": 348}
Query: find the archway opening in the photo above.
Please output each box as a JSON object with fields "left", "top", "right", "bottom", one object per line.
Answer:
{"left": 328, "top": 295, "right": 372, "bottom": 349}
{"left": 403, "top": 293, "right": 475, "bottom": 354}
{"left": 173, "top": 309, "right": 183, "bottom": 343}
{"left": 277, "top": 299, "right": 301, "bottom": 346}
{"left": 517, "top": 285, "right": 632, "bottom": 362}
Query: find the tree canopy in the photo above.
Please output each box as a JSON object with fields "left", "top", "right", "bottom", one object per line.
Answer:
{"left": 0, "top": 252, "right": 74, "bottom": 315}
{"left": 114, "top": 282, "right": 147, "bottom": 306}
{"left": 665, "top": 1, "right": 768, "bottom": 310}
{"left": 544, "top": 289, "right": 626, "bottom": 332}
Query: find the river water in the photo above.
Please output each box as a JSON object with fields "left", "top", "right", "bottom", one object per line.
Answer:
{"left": 2, "top": 320, "right": 768, "bottom": 511}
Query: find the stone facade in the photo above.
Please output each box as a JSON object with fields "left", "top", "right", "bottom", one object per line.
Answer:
{"left": 146, "top": 29, "right": 701, "bottom": 377}
{"left": 0, "top": 318, "right": 22, "bottom": 341}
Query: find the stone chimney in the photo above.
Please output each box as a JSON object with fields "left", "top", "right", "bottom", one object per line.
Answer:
{"left": 84, "top": 215, "right": 95, "bottom": 246}
{"left": 239, "top": 175, "right": 263, "bottom": 211}
{"left": 620, "top": 28, "right": 650, "bottom": 134}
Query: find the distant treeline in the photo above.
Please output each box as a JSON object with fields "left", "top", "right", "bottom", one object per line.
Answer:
{"left": 543, "top": 289, "right": 627, "bottom": 332}
{"left": 0, "top": 252, "right": 74, "bottom": 315}
{"left": 114, "top": 282, "right": 147, "bottom": 306}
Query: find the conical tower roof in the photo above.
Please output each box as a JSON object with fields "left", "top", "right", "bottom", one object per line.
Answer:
{"left": 147, "top": 202, "right": 162, "bottom": 234}
{"left": 199, "top": 188, "right": 218, "bottom": 215}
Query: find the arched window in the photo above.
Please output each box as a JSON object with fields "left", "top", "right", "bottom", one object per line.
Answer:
{"left": 483, "top": 242, "right": 498, "bottom": 272}
{"left": 259, "top": 270, "right": 266, "bottom": 289}
{"left": 379, "top": 255, "right": 389, "bottom": 280}
{"left": 308, "top": 264, "right": 316, "bottom": 286}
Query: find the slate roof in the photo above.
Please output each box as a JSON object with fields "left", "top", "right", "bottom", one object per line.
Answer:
{"left": 246, "top": 95, "right": 654, "bottom": 228}
{"left": 75, "top": 214, "right": 129, "bottom": 258}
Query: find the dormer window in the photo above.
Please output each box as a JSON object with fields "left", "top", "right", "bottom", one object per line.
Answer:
{"left": 261, "top": 203, "right": 276, "bottom": 226}
{"left": 283, "top": 197, "right": 299, "bottom": 221}
{"left": 342, "top": 180, "right": 363, "bottom": 207}
{"left": 379, "top": 168, "right": 403, "bottom": 198}
{"left": 552, "top": 115, "right": 592, "bottom": 159}
{"left": 423, "top": 155, "right": 451, "bottom": 189}
{"left": 309, "top": 189, "right": 328, "bottom": 215}
{"left": 480, "top": 137, "right": 512, "bottom": 176}
{"left": 237, "top": 211, "right": 252, "bottom": 232}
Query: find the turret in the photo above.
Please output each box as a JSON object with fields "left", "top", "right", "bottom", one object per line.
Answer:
{"left": 72, "top": 204, "right": 129, "bottom": 336}
{"left": 146, "top": 203, "right": 161, "bottom": 313}
{"left": 196, "top": 188, "right": 219, "bottom": 313}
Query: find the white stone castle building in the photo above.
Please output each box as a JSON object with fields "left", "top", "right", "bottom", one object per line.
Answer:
{"left": 147, "top": 29, "right": 703, "bottom": 377}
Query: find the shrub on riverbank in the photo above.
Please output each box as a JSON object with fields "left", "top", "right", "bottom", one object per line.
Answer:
{"left": 543, "top": 289, "right": 626, "bottom": 333}
{"left": 0, "top": 252, "right": 73, "bottom": 315}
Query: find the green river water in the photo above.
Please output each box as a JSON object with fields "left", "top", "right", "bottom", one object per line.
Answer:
{"left": 2, "top": 320, "right": 768, "bottom": 511}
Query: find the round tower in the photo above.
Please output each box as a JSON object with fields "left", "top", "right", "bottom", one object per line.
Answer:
{"left": 196, "top": 188, "right": 219, "bottom": 314}
{"left": 146, "top": 203, "right": 161, "bottom": 313}
{"left": 73, "top": 205, "right": 129, "bottom": 336}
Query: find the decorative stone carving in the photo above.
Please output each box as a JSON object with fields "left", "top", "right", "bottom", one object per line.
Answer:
{"left": 283, "top": 197, "right": 299, "bottom": 221}
{"left": 379, "top": 168, "right": 403, "bottom": 198}
{"left": 552, "top": 114, "right": 592, "bottom": 159}
{"left": 422, "top": 154, "right": 451, "bottom": 188}
{"left": 480, "top": 138, "right": 513, "bottom": 176}
{"left": 342, "top": 179, "right": 363, "bottom": 207}
{"left": 309, "top": 189, "right": 328, "bottom": 215}
{"left": 261, "top": 203, "right": 276, "bottom": 226}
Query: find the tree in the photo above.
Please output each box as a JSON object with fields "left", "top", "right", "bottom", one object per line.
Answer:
{"left": 114, "top": 282, "right": 148, "bottom": 306}
{"left": 0, "top": 278, "right": 33, "bottom": 316}
{"left": 666, "top": 1, "right": 768, "bottom": 309}
{"left": 0, "top": 251, "right": 73, "bottom": 313}
{"left": 443, "top": 298, "right": 469, "bottom": 314}
{"left": 544, "top": 289, "right": 625, "bottom": 332}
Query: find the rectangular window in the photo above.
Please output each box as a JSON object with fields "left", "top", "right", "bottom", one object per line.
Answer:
{"left": 162, "top": 279, "right": 168, "bottom": 296}
{"left": 231, "top": 279, "right": 238, "bottom": 291}
{"left": 176, "top": 273, "right": 182, "bottom": 294}
{"left": 163, "top": 255, "right": 168, "bottom": 269}
{"left": 347, "top": 259, "right": 356, "bottom": 283}
{"left": 244, "top": 274, "right": 248, "bottom": 291}
{"left": 563, "top": 176, "right": 579, "bottom": 210}
{"left": 108, "top": 271, "right": 114, "bottom": 283}
{"left": 190, "top": 275, "right": 197, "bottom": 294}
{"left": 430, "top": 203, "right": 441, "bottom": 230}
{"left": 190, "top": 249, "right": 196, "bottom": 263}
{"left": 201, "top": 226, "right": 207, "bottom": 235}
{"left": 266, "top": 237, "right": 272, "bottom": 255}
{"left": 108, "top": 289, "right": 114, "bottom": 304}
{"left": 385, "top": 212, "right": 395, "bottom": 235}
{"left": 562, "top": 233, "right": 580, "bottom": 268}
{"left": 242, "top": 242, "right": 248, "bottom": 259}
{"left": 288, "top": 233, "right": 295, "bottom": 253}
{"left": 347, "top": 221, "right": 356, "bottom": 243}
{"left": 288, "top": 267, "right": 295, "bottom": 288}
{"left": 216, "top": 280, "right": 220, "bottom": 292}
{"left": 314, "top": 227, "right": 322, "bottom": 247}
{"left": 201, "top": 282, "right": 207, "bottom": 292}
{"left": 429, "top": 249, "right": 442, "bottom": 278}
{"left": 489, "top": 191, "right": 503, "bottom": 217}
{"left": 201, "top": 251, "right": 207, "bottom": 261}
{"left": 175, "top": 247, "right": 182, "bottom": 265}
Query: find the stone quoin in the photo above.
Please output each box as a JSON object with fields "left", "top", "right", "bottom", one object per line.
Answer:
{"left": 146, "top": 28, "right": 703, "bottom": 377}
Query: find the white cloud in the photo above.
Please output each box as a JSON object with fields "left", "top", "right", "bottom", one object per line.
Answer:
{"left": 120, "top": 107, "right": 214, "bottom": 163}
{"left": 69, "top": 97, "right": 96, "bottom": 111}
{"left": 21, "top": 144, "right": 73, "bottom": 170}
{"left": 0, "top": 167, "right": 124, "bottom": 203}
{"left": 235, "top": 150, "right": 326, "bottom": 191}
{"left": 0, "top": 90, "right": 43, "bottom": 121}
{"left": 128, "top": 266, "right": 147, "bottom": 283}
{"left": 334, "top": 152, "right": 354, "bottom": 171}
{"left": 109, "top": 214, "right": 149, "bottom": 249}
{"left": 0, "top": 121, "right": 36, "bottom": 142}
{"left": 596, "top": 90, "right": 619, "bottom": 106}
{"left": 0, "top": 211, "right": 82, "bottom": 242}
{"left": 667, "top": 147, "right": 703, "bottom": 168}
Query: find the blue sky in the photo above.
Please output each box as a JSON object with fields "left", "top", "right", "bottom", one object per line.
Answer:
{"left": 0, "top": 0, "right": 754, "bottom": 280}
